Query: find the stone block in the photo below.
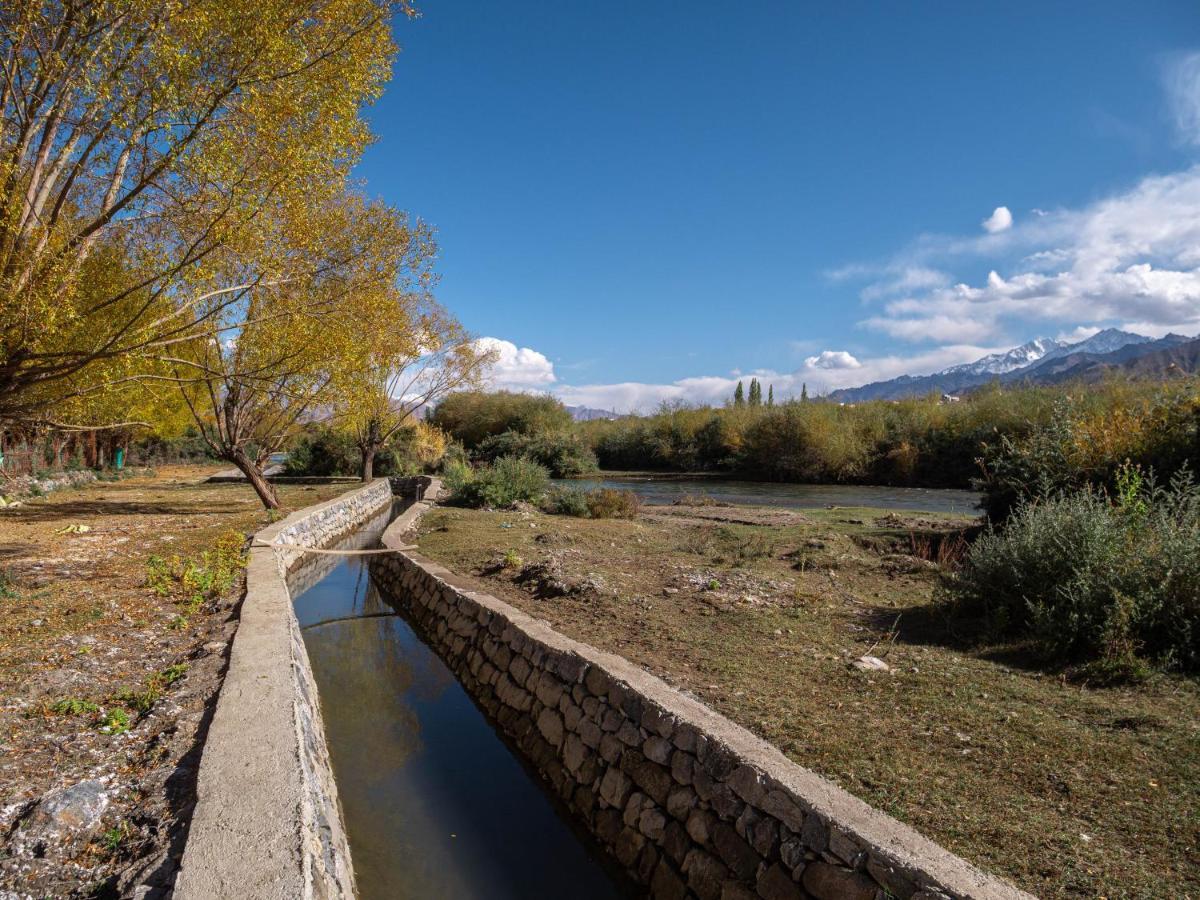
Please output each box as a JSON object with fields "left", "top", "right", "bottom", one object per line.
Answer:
{"left": 639, "top": 806, "right": 668, "bottom": 841}
{"left": 584, "top": 665, "right": 611, "bottom": 698}
{"left": 599, "top": 733, "right": 624, "bottom": 764}
{"left": 801, "top": 862, "right": 877, "bottom": 900}
{"left": 644, "top": 735, "right": 673, "bottom": 764}
{"left": 712, "top": 820, "right": 763, "bottom": 881}
{"left": 615, "top": 826, "right": 646, "bottom": 868}
{"left": 662, "top": 819, "right": 691, "bottom": 865}
{"left": 801, "top": 812, "right": 829, "bottom": 854}
{"left": 756, "top": 862, "right": 802, "bottom": 900}
{"left": 682, "top": 848, "right": 731, "bottom": 900}
{"left": 624, "top": 791, "right": 649, "bottom": 827}
{"left": 686, "top": 808, "right": 716, "bottom": 845}
{"left": 563, "top": 733, "right": 588, "bottom": 775}
{"left": 760, "top": 790, "right": 806, "bottom": 834}
{"left": 536, "top": 707, "right": 564, "bottom": 749}
{"left": 729, "top": 765, "right": 767, "bottom": 808}
{"left": 650, "top": 858, "right": 688, "bottom": 900}
{"left": 600, "top": 766, "right": 634, "bottom": 809}
{"left": 673, "top": 722, "right": 701, "bottom": 753}
{"left": 642, "top": 704, "right": 676, "bottom": 738}
{"left": 666, "top": 785, "right": 698, "bottom": 821}
{"left": 616, "top": 720, "right": 644, "bottom": 747}
{"left": 621, "top": 752, "right": 673, "bottom": 805}
{"left": 666, "top": 752, "right": 692, "bottom": 788}
{"left": 579, "top": 719, "right": 603, "bottom": 749}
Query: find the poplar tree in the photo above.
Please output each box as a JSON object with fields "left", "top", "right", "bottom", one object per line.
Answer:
{"left": 801, "top": 383, "right": 809, "bottom": 402}
{"left": 768, "top": 385, "right": 774, "bottom": 406}
{"left": 734, "top": 381, "right": 745, "bottom": 406}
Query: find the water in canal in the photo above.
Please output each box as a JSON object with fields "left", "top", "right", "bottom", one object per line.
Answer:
{"left": 289, "top": 509, "right": 625, "bottom": 900}
{"left": 559, "top": 474, "right": 981, "bottom": 516}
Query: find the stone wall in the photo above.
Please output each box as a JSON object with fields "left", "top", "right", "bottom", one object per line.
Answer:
{"left": 175, "top": 479, "right": 393, "bottom": 900}
{"left": 370, "top": 501, "right": 1033, "bottom": 900}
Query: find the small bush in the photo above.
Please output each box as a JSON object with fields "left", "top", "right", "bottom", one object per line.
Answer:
{"left": 451, "top": 456, "right": 549, "bottom": 508}
{"left": 949, "top": 468, "right": 1200, "bottom": 676}
{"left": 585, "top": 488, "right": 640, "bottom": 519}
{"left": 714, "top": 527, "right": 774, "bottom": 565}
{"left": 543, "top": 485, "right": 591, "bottom": 517}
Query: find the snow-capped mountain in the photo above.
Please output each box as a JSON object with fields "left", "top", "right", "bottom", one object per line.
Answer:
{"left": 941, "top": 338, "right": 1066, "bottom": 377}
{"left": 827, "top": 328, "right": 1160, "bottom": 402}
{"left": 1043, "top": 328, "right": 1151, "bottom": 360}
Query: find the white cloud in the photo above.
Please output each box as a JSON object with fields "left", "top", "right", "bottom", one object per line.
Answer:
{"left": 981, "top": 206, "right": 1013, "bottom": 233}
{"left": 804, "top": 350, "right": 861, "bottom": 370}
{"left": 1165, "top": 51, "right": 1200, "bottom": 146}
{"left": 545, "top": 344, "right": 1001, "bottom": 413}
{"left": 842, "top": 166, "right": 1200, "bottom": 343}
{"left": 475, "top": 337, "right": 556, "bottom": 390}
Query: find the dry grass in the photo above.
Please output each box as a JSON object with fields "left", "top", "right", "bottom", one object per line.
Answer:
{"left": 416, "top": 503, "right": 1200, "bottom": 900}
{"left": 0, "top": 465, "right": 353, "bottom": 896}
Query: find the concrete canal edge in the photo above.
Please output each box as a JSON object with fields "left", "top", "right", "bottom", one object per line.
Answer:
{"left": 174, "top": 479, "right": 393, "bottom": 900}
{"left": 370, "top": 479, "right": 1035, "bottom": 900}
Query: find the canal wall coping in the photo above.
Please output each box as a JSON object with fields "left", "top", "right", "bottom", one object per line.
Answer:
{"left": 371, "top": 480, "right": 1034, "bottom": 900}
{"left": 175, "top": 478, "right": 393, "bottom": 900}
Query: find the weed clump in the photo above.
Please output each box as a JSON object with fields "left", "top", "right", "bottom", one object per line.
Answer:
{"left": 146, "top": 530, "right": 246, "bottom": 617}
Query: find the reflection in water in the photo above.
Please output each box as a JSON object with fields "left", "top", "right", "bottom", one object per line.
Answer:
{"left": 295, "top": 550, "right": 624, "bottom": 900}
{"left": 559, "top": 475, "right": 982, "bottom": 515}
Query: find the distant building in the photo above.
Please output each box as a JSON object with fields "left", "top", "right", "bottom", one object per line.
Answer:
{"left": 941, "top": 394, "right": 961, "bottom": 403}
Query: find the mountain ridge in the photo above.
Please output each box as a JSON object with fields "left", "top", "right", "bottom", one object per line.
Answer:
{"left": 827, "top": 328, "right": 1172, "bottom": 402}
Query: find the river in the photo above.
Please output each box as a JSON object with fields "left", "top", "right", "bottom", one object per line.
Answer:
{"left": 559, "top": 473, "right": 981, "bottom": 516}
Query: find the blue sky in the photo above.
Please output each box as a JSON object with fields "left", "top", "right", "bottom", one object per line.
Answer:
{"left": 357, "top": 1, "right": 1200, "bottom": 410}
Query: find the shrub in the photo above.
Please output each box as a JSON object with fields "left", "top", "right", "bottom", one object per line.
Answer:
{"left": 284, "top": 426, "right": 358, "bottom": 476}
{"left": 476, "top": 429, "right": 597, "bottom": 477}
{"left": 949, "top": 468, "right": 1200, "bottom": 676}
{"left": 543, "top": 485, "right": 591, "bottom": 517}
{"left": 585, "top": 488, "right": 640, "bottom": 519}
{"left": 451, "top": 456, "right": 549, "bottom": 508}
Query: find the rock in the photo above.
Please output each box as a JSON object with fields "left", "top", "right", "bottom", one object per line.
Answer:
{"left": 801, "top": 862, "right": 877, "bottom": 900}
{"left": 712, "top": 820, "right": 763, "bottom": 881}
{"left": 18, "top": 780, "right": 109, "bottom": 853}
{"left": 850, "top": 655, "right": 890, "bottom": 673}
{"left": 757, "top": 862, "right": 804, "bottom": 900}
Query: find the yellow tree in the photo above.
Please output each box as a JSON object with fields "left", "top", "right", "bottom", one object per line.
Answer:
{"left": 335, "top": 297, "right": 494, "bottom": 480}
{"left": 0, "top": 0, "right": 404, "bottom": 423}
{"left": 169, "top": 194, "right": 428, "bottom": 508}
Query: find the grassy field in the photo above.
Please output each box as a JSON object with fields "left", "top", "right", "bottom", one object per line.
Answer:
{"left": 0, "top": 466, "right": 351, "bottom": 897}
{"left": 414, "top": 500, "right": 1200, "bottom": 899}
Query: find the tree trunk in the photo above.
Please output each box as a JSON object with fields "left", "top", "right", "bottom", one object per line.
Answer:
{"left": 360, "top": 445, "right": 375, "bottom": 482}
{"left": 230, "top": 449, "right": 280, "bottom": 509}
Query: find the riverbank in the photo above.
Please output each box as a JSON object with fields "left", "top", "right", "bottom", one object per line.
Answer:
{"left": 0, "top": 466, "right": 352, "bottom": 897}
{"left": 413, "top": 501, "right": 1200, "bottom": 898}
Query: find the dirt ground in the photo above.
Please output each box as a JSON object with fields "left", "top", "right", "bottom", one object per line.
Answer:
{"left": 0, "top": 466, "right": 350, "bottom": 899}
{"left": 414, "top": 501, "right": 1200, "bottom": 900}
